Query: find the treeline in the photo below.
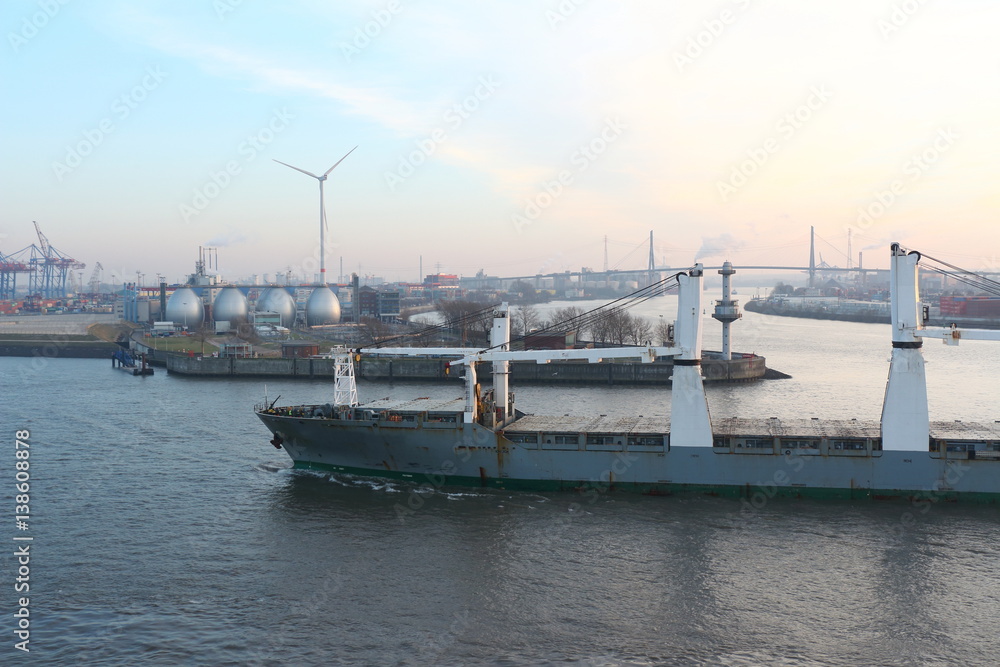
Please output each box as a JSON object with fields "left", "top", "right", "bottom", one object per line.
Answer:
{"left": 435, "top": 301, "right": 673, "bottom": 347}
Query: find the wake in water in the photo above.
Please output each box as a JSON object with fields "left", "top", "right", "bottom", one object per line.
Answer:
{"left": 253, "top": 460, "right": 292, "bottom": 473}
{"left": 287, "top": 466, "right": 511, "bottom": 501}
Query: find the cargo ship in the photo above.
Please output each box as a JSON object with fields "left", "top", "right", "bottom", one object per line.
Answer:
{"left": 254, "top": 245, "right": 1000, "bottom": 502}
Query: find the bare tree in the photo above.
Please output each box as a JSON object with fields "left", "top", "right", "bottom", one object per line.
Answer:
{"left": 589, "top": 308, "right": 629, "bottom": 345}
{"left": 512, "top": 304, "right": 538, "bottom": 336}
{"left": 607, "top": 309, "right": 635, "bottom": 345}
{"left": 358, "top": 317, "right": 391, "bottom": 345}
{"left": 222, "top": 314, "right": 247, "bottom": 338}
{"left": 236, "top": 321, "right": 262, "bottom": 345}
{"left": 190, "top": 322, "right": 215, "bottom": 356}
{"left": 512, "top": 304, "right": 542, "bottom": 336}
{"left": 589, "top": 310, "right": 612, "bottom": 344}
{"left": 654, "top": 317, "right": 673, "bottom": 346}
{"left": 437, "top": 299, "right": 492, "bottom": 345}
{"left": 549, "top": 306, "right": 585, "bottom": 337}
{"left": 588, "top": 309, "right": 653, "bottom": 345}
{"left": 628, "top": 316, "right": 653, "bottom": 345}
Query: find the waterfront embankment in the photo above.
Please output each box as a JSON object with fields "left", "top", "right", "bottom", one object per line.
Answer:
{"left": 745, "top": 298, "right": 1000, "bottom": 329}
{"left": 161, "top": 350, "right": 770, "bottom": 384}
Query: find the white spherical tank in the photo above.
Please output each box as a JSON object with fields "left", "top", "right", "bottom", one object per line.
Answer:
{"left": 255, "top": 287, "right": 296, "bottom": 326}
{"left": 212, "top": 287, "right": 249, "bottom": 323}
{"left": 306, "top": 286, "right": 342, "bottom": 326}
{"left": 165, "top": 287, "right": 205, "bottom": 327}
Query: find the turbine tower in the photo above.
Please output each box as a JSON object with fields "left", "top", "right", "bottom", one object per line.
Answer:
{"left": 274, "top": 146, "right": 357, "bottom": 285}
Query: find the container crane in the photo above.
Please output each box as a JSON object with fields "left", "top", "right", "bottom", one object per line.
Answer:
{"left": 0, "top": 250, "right": 31, "bottom": 301}
{"left": 88, "top": 262, "right": 103, "bottom": 295}
{"left": 26, "top": 221, "right": 85, "bottom": 298}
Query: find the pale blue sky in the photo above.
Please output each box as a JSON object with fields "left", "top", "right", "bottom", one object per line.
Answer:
{"left": 3, "top": 0, "right": 999, "bottom": 285}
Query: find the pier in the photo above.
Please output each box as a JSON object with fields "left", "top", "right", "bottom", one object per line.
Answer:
{"left": 162, "top": 349, "right": 767, "bottom": 384}
{"left": 112, "top": 348, "right": 153, "bottom": 376}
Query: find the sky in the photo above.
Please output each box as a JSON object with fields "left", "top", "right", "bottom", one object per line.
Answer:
{"left": 2, "top": 0, "right": 999, "bottom": 286}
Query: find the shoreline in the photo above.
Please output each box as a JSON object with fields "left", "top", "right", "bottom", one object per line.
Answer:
{"left": 0, "top": 334, "right": 787, "bottom": 384}
{"left": 745, "top": 298, "right": 1000, "bottom": 329}
{"left": 0, "top": 338, "right": 118, "bottom": 358}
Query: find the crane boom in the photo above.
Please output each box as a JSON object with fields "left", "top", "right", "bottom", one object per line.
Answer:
{"left": 33, "top": 221, "right": 50, "bottom": 256}
{"left": 88, "top": 262, "right": 103, "bottom": 294}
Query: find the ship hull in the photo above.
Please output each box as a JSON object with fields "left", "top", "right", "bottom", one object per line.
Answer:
{"left": 256, "top": 412, "right": 1000, "bottom": 502}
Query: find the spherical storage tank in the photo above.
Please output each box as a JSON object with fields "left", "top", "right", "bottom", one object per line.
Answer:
{"left": 255, "top": 287, "right": 296, "bottom": 326}
{"left": 165, "top": 287, "right": 205, "bottom": 327}
{"left": 212, "top": 287, "right": 249, "bottom": 324}
{"left": 305, "top": 286, "right": 342, "bottom": 326}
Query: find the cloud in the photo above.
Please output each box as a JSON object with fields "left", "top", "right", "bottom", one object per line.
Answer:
{"left": 694, "top": 233, "right": 746, "bottom": 261}
{"left": 116, "top": 9, "right": 428, "bottom": 136}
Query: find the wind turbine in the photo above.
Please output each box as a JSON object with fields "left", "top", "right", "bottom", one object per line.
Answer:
{"left": 274, "top": 146, "right": 357, "bottom": 285}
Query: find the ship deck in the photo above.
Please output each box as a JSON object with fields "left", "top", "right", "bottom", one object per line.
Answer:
{"left": 713, "top": 417, "right": 880, "bottom": 439}
{"left": 505, "top": 414, "right": 668, "bottom": 435}
{"left": 360, "top": 396, "right": 467, "bottom": 413}
{"left": 503, "top": 414, "right": 1000, "bottom": 442}
{"left": 350, "top": 396, "right": 1000, "bottom": 442}
{"left": 927, "top": 420, "right": 1000, "bottom": 441}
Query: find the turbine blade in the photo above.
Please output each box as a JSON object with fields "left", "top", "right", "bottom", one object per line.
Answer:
{"left": 322, "top": 145, "right": 358, "bottom": 177}
{"left": 273, "top": 159, "right": 320, "bottom": 179}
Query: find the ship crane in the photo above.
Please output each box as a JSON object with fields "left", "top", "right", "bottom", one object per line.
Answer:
{"left": 449, "top": 266, "right": 713, "bottom": 445}
{"left": 362, "top": 267, "right": 715, "bottom": 446}
{"left": 882, "top": 244, "right": 1000, "bottom": 450}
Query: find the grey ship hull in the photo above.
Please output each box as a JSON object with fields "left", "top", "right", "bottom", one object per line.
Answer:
{"left": 255, "top": 409, "right": 1000, "bottom": 502}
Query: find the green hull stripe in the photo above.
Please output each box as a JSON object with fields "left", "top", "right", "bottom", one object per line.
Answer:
{"left": 291, "top": 460, "right": 1000, "bottom": 503}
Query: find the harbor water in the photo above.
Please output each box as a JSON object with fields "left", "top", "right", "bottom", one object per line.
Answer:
{"left": 3, "top": 306, "right": 1000, "bottom": 665}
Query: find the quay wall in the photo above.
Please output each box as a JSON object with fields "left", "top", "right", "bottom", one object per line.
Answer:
{"left": 0, "top": 339, "right": 117, "bottom": 358}
{"left": 165, "top": 352, "right": 767, "bottom": 384}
